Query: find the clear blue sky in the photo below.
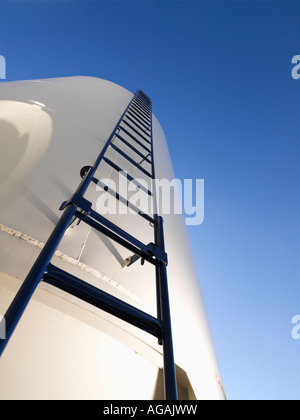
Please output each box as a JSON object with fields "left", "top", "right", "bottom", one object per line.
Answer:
{"left": 0, "top": 0, "right": 299, "bottom": 400}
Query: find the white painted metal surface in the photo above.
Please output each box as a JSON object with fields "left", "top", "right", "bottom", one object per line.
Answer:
{"left": 0, "top": 77, "right": 225, "bottom": 400}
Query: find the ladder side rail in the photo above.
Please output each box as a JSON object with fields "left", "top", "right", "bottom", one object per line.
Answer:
{"left": 148, "top": 100, "right": 178, "bottom": 400}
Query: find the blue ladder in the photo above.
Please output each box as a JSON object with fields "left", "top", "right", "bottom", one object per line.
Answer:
{"left": 0, "top": 90, "right": 178, "bottom": 400}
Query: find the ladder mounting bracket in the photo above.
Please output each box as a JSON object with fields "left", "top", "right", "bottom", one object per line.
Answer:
{"left": 123, "top": 242, "right": 168, "bottom": 268}
{"left": 59, "top": 193, "right": 92, "bottom": 216}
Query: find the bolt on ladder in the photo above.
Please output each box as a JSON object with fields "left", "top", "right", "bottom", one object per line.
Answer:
{"left": 0, "top": 89, "right": 178, "bottom": 400}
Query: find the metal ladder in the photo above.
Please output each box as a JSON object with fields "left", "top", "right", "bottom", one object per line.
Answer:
{"left": 0, "top": 89, "right": 178, "bottom": 400}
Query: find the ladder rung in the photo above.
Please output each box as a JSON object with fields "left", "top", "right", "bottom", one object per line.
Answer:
{"left": 96, "top": 180, "right": 154, "bottom": 224}
{"left": 125, "top": 114, "right": 151, "bottom": 136}
{"left": 135, "top": 94, "right": 151, "bottom": 107}
{"left": 132, "top": 103, "right": 151, "bottom": 119}
{"left": 76, "top": 208, "right": 167, "bottom": 265}
{"left": 110, "top": 143, "right": 153, "bottom": 178}
{"left": 115, "top": 133, "right": 152, "bottom": 164}
{"left": 127, "top": 110, "right": 151, "bottom": 131}
{"left": 130, "top": 104, "right": 151, "bottom": 122}
{"left": 81, "top": 212, "right": 150, "bottom": 256}
{"left": 119, "top": 126, "right": 151, "bottom": 154}
{"left": 44, "top": 264, "right": 162, "bottom": 339}
{"left": 133, "top": 96, "right": 150, "bottom": 108}
{"left": 103, "top": 157, "right": 152, "bottom": 196}
{"left": 137, "top": 91, "right": 151, "bottom": 104}
{"left": 121, "top": 120, "right": 151, "bottom": 145}
{"left": 131, "top": 102, "right": 151, "bottom": 118}
{"left": 133, "top": 98, "right": 150, "bottom": 113}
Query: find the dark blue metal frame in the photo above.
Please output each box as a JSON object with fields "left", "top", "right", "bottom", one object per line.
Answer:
{"left": 0, "top": 90, "right": 178, "bottom": 400}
